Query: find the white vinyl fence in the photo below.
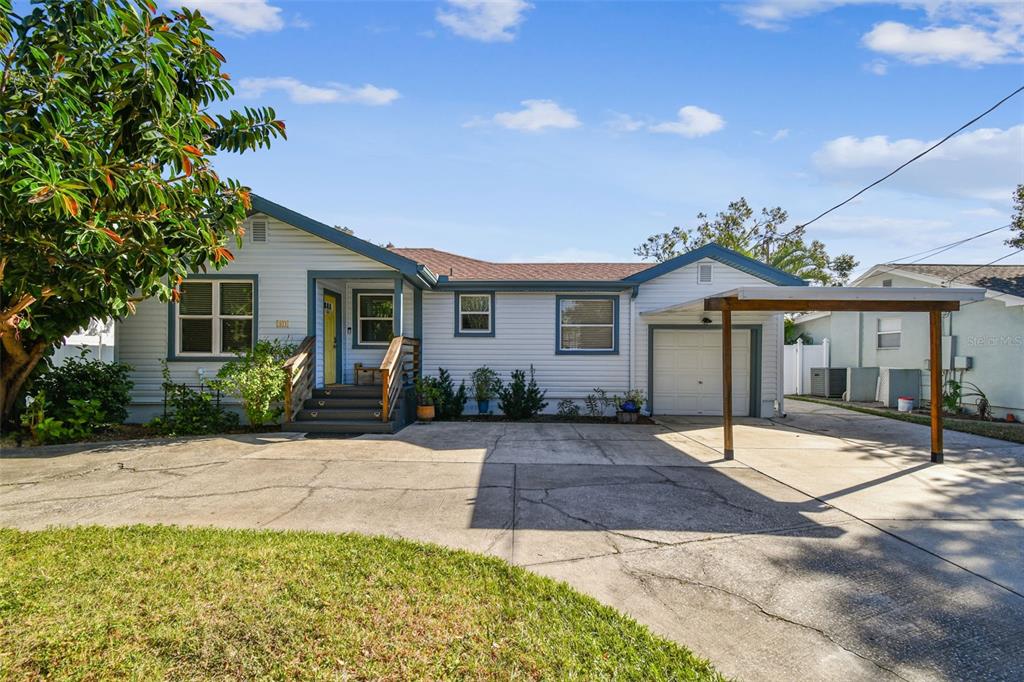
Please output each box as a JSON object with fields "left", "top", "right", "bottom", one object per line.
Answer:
{"left": 783, "top": 338, "right": 829, "bottom": 395}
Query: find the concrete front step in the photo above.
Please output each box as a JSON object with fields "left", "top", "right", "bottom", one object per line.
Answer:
{"left": 296, "top": 408, "right": 381, "bottom": 421}
{"left": 313, "top": 385, "right": 381, "bottom": 399}
{"left": 304, "top": 397, "right": 381, "bottom": 409}
{"left": 284, "top": 419, "right": 394, "bottom": 434}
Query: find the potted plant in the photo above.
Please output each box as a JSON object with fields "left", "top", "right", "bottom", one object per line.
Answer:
{"left": 614, "top": 389, "right": 645, "bottom": 424}
{"left": 471, "top": 366, "right": 502, "bottom": 415}
{"left": 415, "top": 377, "right": 439, "bottom": 422}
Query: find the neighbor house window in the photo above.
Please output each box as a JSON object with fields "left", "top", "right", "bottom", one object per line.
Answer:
{"left": 176, "top": 280, "right": 254, "bottom": 356}
{"left": 557, "top": 296, "right": 617, "bottom": 353}
{"left": 356, "top": 292, "right": 394, "bottom": 346}
{"left": 877, "top": 317, "right": 901, "bottom": 349}
{"left": 456, "top": 292, "right": 494, "bottom": 336}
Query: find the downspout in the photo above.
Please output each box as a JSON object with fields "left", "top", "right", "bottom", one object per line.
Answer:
{"left": 777, "top": 314, "right": 785, "bottom": 416}
{"left": 628, "top": 291, "right": 636, "bottom": 393}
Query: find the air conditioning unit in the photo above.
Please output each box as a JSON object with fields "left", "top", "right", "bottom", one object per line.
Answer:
{"left": 810, "top": 367, "right": 847, "bottom": 399}
{"left": 876, "top": 368, "right": 921, "bottom": 408}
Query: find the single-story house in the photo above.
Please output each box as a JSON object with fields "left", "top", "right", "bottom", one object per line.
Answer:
{"left": 116, "top": 195, "right": 807, "bottom": 431}
{"left": 791, "top": 263, "right": 1024, "bottom": 418}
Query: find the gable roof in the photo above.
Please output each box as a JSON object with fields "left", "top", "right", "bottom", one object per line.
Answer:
{"left": 249, "top": 194, "right": 435, "bottom": 283}
{"left": 887, "top": 264, "right": 1024, "bottom": 299}
{"left": 622, "top": 243, "right": 808, "bottom": 287}
{"left": 389, "top": 247, "right": 648, "bottom": 281}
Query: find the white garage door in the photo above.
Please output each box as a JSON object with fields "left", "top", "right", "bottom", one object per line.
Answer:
{"left": 652, "top": 329, "right": 751, "bottom": 416}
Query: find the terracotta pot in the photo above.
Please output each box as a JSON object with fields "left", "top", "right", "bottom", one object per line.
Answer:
{"left": 416, "top": 405, "right": 435, "bottom": 422}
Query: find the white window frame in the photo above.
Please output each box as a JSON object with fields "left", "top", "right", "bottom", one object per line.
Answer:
{"left": 558, "top": 296, "right": 616, "bottom": 353}
{"left": 457, "top": 293, "right": 492, "bottom": 334}
{"left": 877, "top": 317, "right": 902, "bottom": 350}
{"left": 356, "top": 292, "right": 394, "bottom": 347}
{"left": 175, "top": 279, "right": 255, "bottom": 357}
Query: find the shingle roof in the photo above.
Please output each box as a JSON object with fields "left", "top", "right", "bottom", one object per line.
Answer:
{"left": 389, "top": 247, "right": 650, "bottom": 281}
{"left": 894, "top": 264, "right": 1024, "bottom": 299}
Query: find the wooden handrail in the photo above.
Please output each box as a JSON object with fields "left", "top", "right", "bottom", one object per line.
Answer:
{"left": 282, "top": 336, "right": 315, "bottom": 424}
{"left": 379, "top": 336, "right": 420, "bottom": 422}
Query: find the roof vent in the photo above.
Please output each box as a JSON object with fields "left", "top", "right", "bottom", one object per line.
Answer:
{"left": 882, "top": 279, "right": 892, "bottom": 287}
{"left": 250, "top": 220, "right": 268, "bottom": 243}
{"left": 697, "top": 263, "right": 713, "bottom": 284}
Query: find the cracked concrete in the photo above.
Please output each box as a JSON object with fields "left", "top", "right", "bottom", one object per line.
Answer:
{"left": 2, "top": 400, "right": 1023, "bottom": 681}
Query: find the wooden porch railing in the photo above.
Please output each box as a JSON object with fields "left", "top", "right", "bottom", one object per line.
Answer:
{"left": 282, "top": 336, "right": 315, "bottom": 424}
{"left": 379, "top": 336, "right": 421, "bottom": 422}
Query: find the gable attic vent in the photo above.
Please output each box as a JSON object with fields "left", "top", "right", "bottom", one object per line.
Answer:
{"left": 697, "top": 262, "right": 713, "bottom": 284}
{"left": 250, "top": 220, "right": 268, "bottom": 243}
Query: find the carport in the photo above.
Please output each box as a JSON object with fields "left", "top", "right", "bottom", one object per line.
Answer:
{"left": 703, "top": 287, "right": 986, "bottom": 463}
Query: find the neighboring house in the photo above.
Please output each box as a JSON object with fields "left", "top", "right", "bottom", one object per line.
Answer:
{"left": 115, "top": 195, "right": 807, "bottom": 429}
{"left": 792, "top": 264, "right": 1024, "bottom": 418}
{"left": 52, "top": 320, "right": 116, "bottom": 365}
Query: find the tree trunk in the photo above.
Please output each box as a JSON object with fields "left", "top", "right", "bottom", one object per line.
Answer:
{"left": 0, "top": 332, "right": 48, "bottom": 425}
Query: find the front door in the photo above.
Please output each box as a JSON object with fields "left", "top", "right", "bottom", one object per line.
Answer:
{"left": 323, "top": 292, "right": 338, "bottom": 384}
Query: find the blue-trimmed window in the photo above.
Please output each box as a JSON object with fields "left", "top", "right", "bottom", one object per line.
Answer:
{"left": 556, "top": 295, "right": 618, "bottom": 354}
{"left": 173, "top": 279, "right": 255, "bottom": 357}
{"left": 455, "top": 292, "right": 495, "bottom": 337}
{"left": 353, "top": 290, "right": 394, "bottom": 347}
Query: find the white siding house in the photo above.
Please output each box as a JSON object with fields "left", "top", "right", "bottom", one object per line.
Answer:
{"left": 116, "top": 195, "right": 806, "bottom": 425}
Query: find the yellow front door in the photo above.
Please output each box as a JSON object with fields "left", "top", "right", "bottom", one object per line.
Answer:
{"left": 323, "top": 292, "right": 338, "bottom": 384}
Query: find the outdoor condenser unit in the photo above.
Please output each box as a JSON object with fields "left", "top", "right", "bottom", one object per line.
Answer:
{"left": 810, "top": 367, "right": 847, "bottom": 399}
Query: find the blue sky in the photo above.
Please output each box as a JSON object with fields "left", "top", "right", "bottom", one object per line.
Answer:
{"left": 182, "top": 0, "right": 1022, "bottom": 274}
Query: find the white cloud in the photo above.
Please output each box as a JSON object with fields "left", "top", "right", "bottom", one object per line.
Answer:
{"left": 813, "top": 124, "right": 1023, "bottom": 201}
{"left": 606, "top": 112, "right": 646, "bottom": 133}
{"left": 471, "top": 99, "right": 581, "bottom": 132}
{"left": 863, "top": 20, "right": 1013, "bottom": 65}
{"left": 865, "top": 59, "right": 889, "bottom": 75}
{"left": 771, "top": 128, "right": 790, "bottom": 142}
{"left": 436, "top": 0, "right": 532, "bottom": 42}
{"left": 176, "top": 0, "right": 284, "bottom": 33}
{"left": 237, "top": 77, "right": 400, "bottom": 105}
{"left": 649, "top": 105, "right": 725, "bottom": 138}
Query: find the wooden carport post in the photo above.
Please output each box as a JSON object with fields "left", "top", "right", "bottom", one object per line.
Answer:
{"left": 721, "top": 303, "right": 734, "bottom": 460}
{"left": 929, "top": 310, "right": 943, "bottom": 463}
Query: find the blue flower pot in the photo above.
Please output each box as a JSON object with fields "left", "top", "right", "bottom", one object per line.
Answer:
{"left": 620, "top": 400, "right": 639, "bottom": 413}
{"left": 477, "top": 399, "right": 490, "bottom": 414}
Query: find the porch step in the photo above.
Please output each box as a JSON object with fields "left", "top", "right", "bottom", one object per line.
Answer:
{"left": 296, "top": 408, "right": 381, "bottom": 421}
{"left": 313, "top": 385, "right": 381, "bottom": 399}
{"left": 303, "top": 397, "right": 380, "bottom": 410}
{"left": 284, "top": 419, "right": 395, "bottom": 434}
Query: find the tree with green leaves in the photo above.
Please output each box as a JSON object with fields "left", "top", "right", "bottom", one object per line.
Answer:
{"left": 634, "top": 198, "right": 858, "bottom": 286}
{"left": 0, "top": 0, "right": 285, "bottom": 421}
{"left": 1007, "top": 184, "right": 1024, "bottom": 250}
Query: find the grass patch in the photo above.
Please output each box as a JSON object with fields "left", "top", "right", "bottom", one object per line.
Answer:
{"left": 0, "top": 526, "right": 723, "bottom": 681}
{"left": 788, "top": 395, "right": 1024, "bottom": 444}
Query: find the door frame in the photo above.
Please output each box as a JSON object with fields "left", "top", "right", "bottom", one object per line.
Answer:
{"left": 322, "top": 287, "right": 344, "bottom": 385}
{"left": 647, "top": 324, "right": 762, "bottom": 417}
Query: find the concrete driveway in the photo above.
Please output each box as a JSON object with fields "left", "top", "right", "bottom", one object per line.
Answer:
{"left": 2, "top": 400, "right": 1023, "bottom": 681}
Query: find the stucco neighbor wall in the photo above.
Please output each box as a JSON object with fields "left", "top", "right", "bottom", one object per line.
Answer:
{"left": 116, "top": 214, "right": 396, "bottom": 423}
{"left": 791, "top": 271, "right": 1024, "bottom": 417}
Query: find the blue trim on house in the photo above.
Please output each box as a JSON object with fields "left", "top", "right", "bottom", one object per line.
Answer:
{"left": 646, "top": 324, "right": 762, "bottom": 417}
{"left": 624, "top": 244, "right": 808, "bottom": 287}
{"left": 454, "top": 291, "right": 496, "bottom": 337}
{"left": 436, "top": 278, "right": 634, "bottom": 292}
{"left": 251, "top": 195, "right": 436, "bottom": 283}
{"left": 166, "top": 274, "right": 259, "bottom": 361}
{"left": 352, "top": 288, "right": 395, "bottom": 349}
{"left": 321, "top": 287, "right": 344, "bottom": 384}
{"left": 393, "top": 278, "right": 404, "bottom": 336}
{"left": 413, "top": 288, "right": 423, "bottom": 340}
{"left": 555, "top": 294, "right": 620, "bottom": 355}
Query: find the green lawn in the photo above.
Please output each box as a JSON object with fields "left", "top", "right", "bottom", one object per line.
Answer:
{"left": 0, "top": 526, "right": 723, "bottom": 681}
{"left": 788, "top": 395, "right": 1024, "bottom": 444}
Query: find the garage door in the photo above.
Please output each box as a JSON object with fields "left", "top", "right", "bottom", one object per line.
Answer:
{"left": 652, "top": 329, "right": 750, "bottom": 416}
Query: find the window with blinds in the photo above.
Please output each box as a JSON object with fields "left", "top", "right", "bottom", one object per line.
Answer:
{"left": 176, "top": 280, "right": 254, "bottom": 355}
{"left": 457, "top": 293, "right": 492, "bottom": 334}
{"left": 877, "top": 317, "right": 901, "bottom": 349}
{"left": 558, "top": 297, "right": 616, "bottom": 352}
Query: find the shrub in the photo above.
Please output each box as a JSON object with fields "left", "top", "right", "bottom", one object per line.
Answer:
{"left": 415, "top": 376, "right": 441, "bottom": 406}
{"left": 471, "top": 366, "right": 502, "bottom": 402}
{"left": 150, "top": 363, "right": 239, "bottom": 436}
{"left": 435, "top": 368, "right": 468, "bottom": 420}
{"left": 556, "top": 398, "right": 581, "bottom": 419}
{"left": 19, "top": 392, "right": 105, "bottom": 444}
{"left": 212, "top": 340, "right": 296, "bottom": 428}
{"left": 498, "top": 366, "right": 548, "bottom": 420}
{"left": 30, "top": 352, "right": 133, "bottom": 426}
{"left": 614, "top": 389, "right": 646, "bottom": 413}
{"left": 585, "top": 388, "right": 609, "bottom": 418}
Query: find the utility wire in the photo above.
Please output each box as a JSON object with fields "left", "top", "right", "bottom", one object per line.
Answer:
{"left": 797, "top": 84, "right": 1024, "bottom": 230}
{"left": 942, "top": 248, "right": 1024, "bottom": 285}
{"left": 869, "top": 224, "right": 1010, "bottom": 278}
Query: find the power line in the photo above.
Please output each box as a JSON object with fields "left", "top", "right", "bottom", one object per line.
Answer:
{"left": 869, "top": 224, "right": 1010, "bottom": 278}
{"left": 942, "top": 248, "right": 1024, "bottom": 285}
{"left": 798, "top": 84, "right": 1024, "bottom": 230}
